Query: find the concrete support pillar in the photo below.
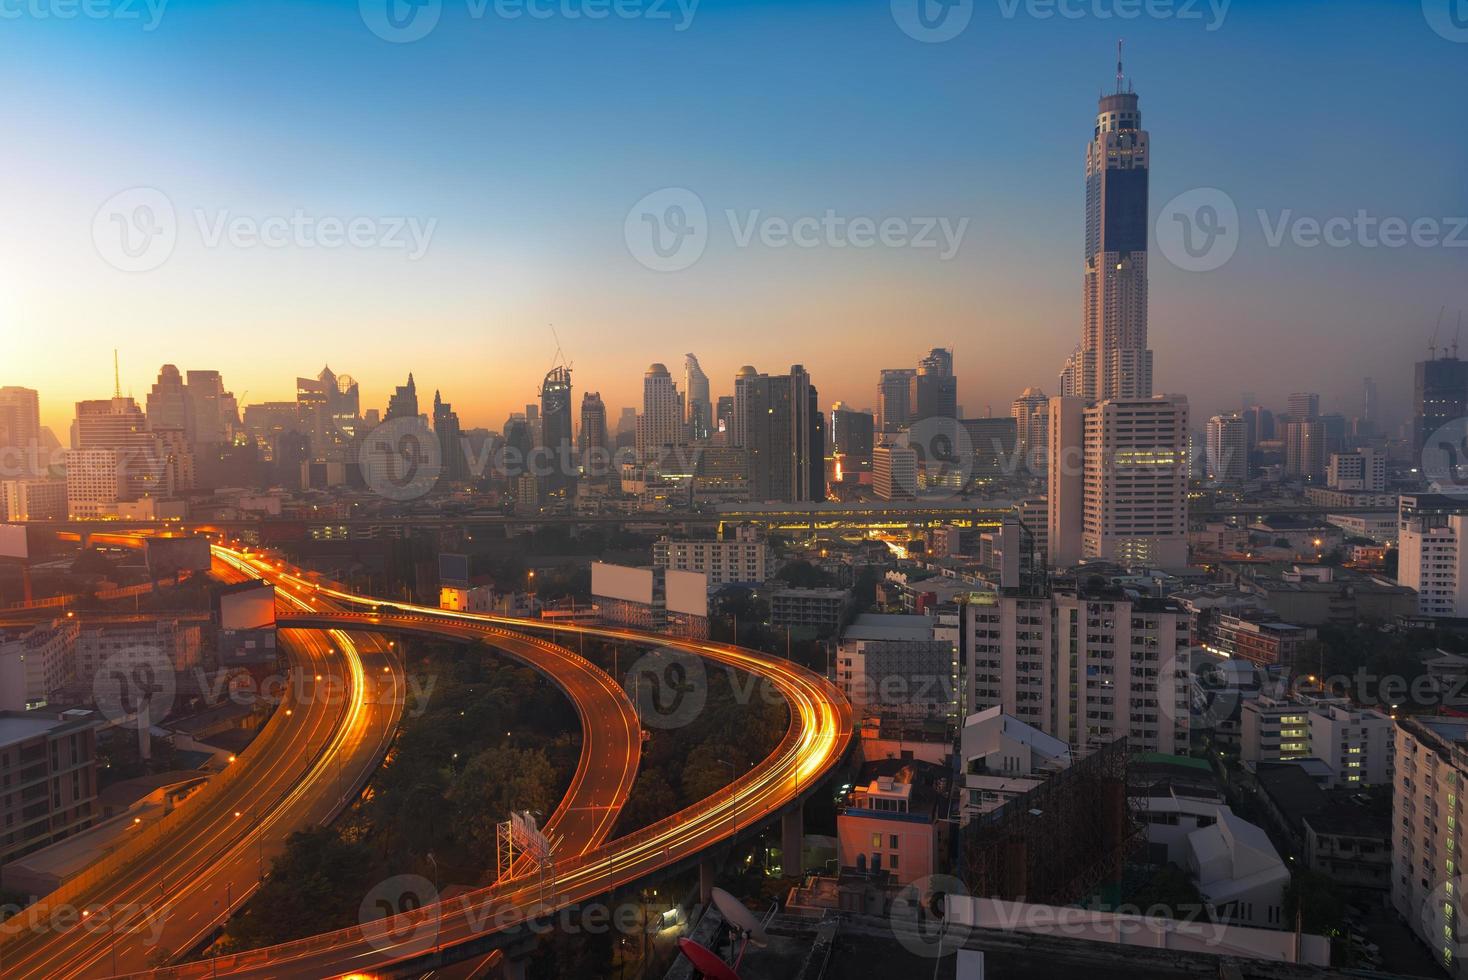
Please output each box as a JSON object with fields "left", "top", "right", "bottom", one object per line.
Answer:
{"left": 498, "top": 954, "right": 529, "bottom": 980}
{"left": 700, "top": 858, "right": 717, "bottom": 906}
{"left": 782, "top": 804, "right": 804, "bottom": 877}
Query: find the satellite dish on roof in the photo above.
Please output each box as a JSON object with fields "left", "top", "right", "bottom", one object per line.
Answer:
{"left": 676, "top": 938, "right": 740, "bottom": 980}
{"left": 711, "top": 888, "right": 769, "bottom": 948}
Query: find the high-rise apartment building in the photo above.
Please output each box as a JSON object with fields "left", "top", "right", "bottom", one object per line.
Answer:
{"left": 433, "top": 390, "right": 467, "bottom": 484}
{"left": 578, "top": 391, "right": 608, "bottom": 477}
{"left": 731, "top": 366, "right": 759, "bottom": 448}
{"left": 66, "top": 398, "right": 161, "bottom": 517}
{"left": 961, "top": 585, "right": 1190, "bottom": 756}
{"left": 1048, "top": 394, "right": 1189, "bottom": 569}
{"left": 636, "top": 363, "right": 683, "bottom": 463}
{"left": 1397, "top": 494, "right": 1468, "bottom": 619}
{"left": 0, "top": 710, "right": 101, "bottom": 866}
{"left": 830, "top": 404, "right": 875, "bottom": 478}
{"left": 1391, "top": 716, "right": 1468, "bottom": 978}
{"left": 912, "top": 348, "right": 957, "bottom": 422}
{"left": 0, "top": 387, "right": 42, "bottom": 459}
{"left": 1283, "top": 419, "right": 1327, "bottom": 481}
{"left": 1060, "top": 59, "right": 1151, "bottom": 402}
{"left": 184, "top": 370, "right": 237, "bottom": 446}
{"left": 744, "top": 366, "right": 824, "bottom": 503}
{"left": 877, "top": 369, "right": 916, "bottom": 431}
{"left": 684, "top": 353, "right": 712, "bottom": 442}
{"left": 1206, "top": 413, "right": 1248, "bottom": 485}
{"left": 1286, "top": 392, "right": 1321, "bottom": 422}
{"left": 1328, "top": 448, "right": 1385, "bottom": 492}
{"left": 1011, "top": 388, "right": 1049, "bottom": 476}
{"left": 873, "top": 444, "right": 917, "bottom": 501}
{"left": 1415, "top": 354, "right": 1468, "bottom": 454}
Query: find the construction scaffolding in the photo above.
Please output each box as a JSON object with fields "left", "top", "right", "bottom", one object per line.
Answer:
{"left": 961, "top": 737, "right": 1138, "bottom": 905}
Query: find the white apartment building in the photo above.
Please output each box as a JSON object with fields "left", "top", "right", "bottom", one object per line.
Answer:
{"left": 1053, "top": 588, "right": 1191, "bottom": 755}
{"left": 1206, "top": 413, "right": 1248, "bottom": 485}
{"left": 958, "top": 706, "right": 1071, "bottom": 825}
{"left": 836, "top": 613, "right": 959, "bottom": 724}
{"left": 75, "top": 621, "right": 203, "bottom": 688}
{"left": 653, "top": 525, "right": 769, "bottom": 587}
{"left": 963, "top": 592, "right": 1054, "bottom": 734}
{"left": 1392, "top": 717, "right": 1468, "bottom": 979}
{"left": 1048, "top": 394, "right": 1190, "bottom": 569}
{"left": 1309, "top": 697, "right": 1394, "bottom": 785}
{"left": 635, "top": 363, "right": 683, "bottom": 463}
{"left": 1328, "top": 448, "right": 1385, "bottom": 492}
{"left": 1, "top": 478, "right": 67, "bottom": 522}
{"left": 960, "top": 586, "right": 1190, "bottom": 756}
{"left": 63, "top": 449, "right": 128, "bottom": 519}
{"left": 1241, "top": 695, "right": 1312, "bottom": 767}
{"left": 1397, "top": 494, "right": 1468, "bottom": 619}
{"left": 0, "top": 619, "right": 79, "bottom": 711}
{"left": 873, "top": 444, "right": 917, "bottom": 501}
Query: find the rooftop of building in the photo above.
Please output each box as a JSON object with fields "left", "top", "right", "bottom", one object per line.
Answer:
{"left": 1254, "top": 762, "right": 1329, "bottom": 827}
{"left": 845, "top": 758, "right": 948, "bottom": 818}
{"left": 842, "top": 613, "right": 937, "bottom": 642}
{"left": 0, "top": 709, "right": 98, "bottom": 747}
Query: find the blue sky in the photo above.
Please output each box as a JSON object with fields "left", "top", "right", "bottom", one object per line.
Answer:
{"left": 2, "top": 0, "right": 1465, "bottom": 434}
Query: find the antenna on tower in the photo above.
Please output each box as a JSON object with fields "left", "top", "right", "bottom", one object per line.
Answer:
{"left": 113, "top": 350, "right": 121, "bottom": 398}
{"left": 1455, "top": 312, "right": 1463, "bottom": 359}
{"left": 1116, "top": 39, "right": 1124, "bottom": 95}
{"left": 1431, "top": 307, "right": 1445, "bottom": 360}
{"left": 547, "top": 324, "right": 572, "bottom": 375}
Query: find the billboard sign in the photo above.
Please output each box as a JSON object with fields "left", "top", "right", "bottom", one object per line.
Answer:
{"left": 145, "top": 536, "right": 213, "bottom": 579}
{"left": 217, "top": 582, "right": 278, "bottom": 630}
{"left": 665, "top": 568, "right": 708, "bottom": 618}
{"left": 591, "top": 562, "right": 654, "bottom": 605}
{"left": 0, "top": 524, "right": 29, "bottom": 560}
{"left": 439, "top": 552, "right": 471, "bottom": 588}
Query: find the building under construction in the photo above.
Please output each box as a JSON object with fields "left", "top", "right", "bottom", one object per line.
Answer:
{"left": 961, "top": 737, "right": 1136, "bottom": 905}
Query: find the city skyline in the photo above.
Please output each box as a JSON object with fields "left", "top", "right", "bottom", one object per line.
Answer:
{"left": 5, "top": 1, "right": 1463, "bottom": 438}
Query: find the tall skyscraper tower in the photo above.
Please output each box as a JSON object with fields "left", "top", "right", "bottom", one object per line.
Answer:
{"left": 433, "top": 390, "right": 467, "bottom": 483}
{"left": 877, "top": 368, "right": 916, "bottom": 431}
{"left": 684, "top": 353, "right": 712, "bottom": 442}
{"left": 1061, "top": 48, "right": 1151, "bottom": 402}
{"left": 539, "top": 365, "right": 575, "bottom": 502}
{"left": 636, "top": 363, "right": 682, "bottom": 463}
{"left": 578, "top": 391, "right": 608, "bottom": 476}
{"left": 745, "top": 366, "right": 824, "bottom": 503}
{"left": 1206, "top": 414, "right": 1248, "bottom": 485}
{"left": 385, "top": 373, "right": 419, "bottom": 421}
{"left": 912, "top": 348, "right": 958, "bottom": 422}
{"left": 731, "top": 366, "right": 759, "bottom": 448}
{"left": 1415, "top": 352, "right": 1468, "bottom": 453}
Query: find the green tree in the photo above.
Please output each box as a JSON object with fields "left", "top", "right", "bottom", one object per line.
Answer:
{"left": 224, "top": 827, "right": 374, "bottom": 948}
{"left": 1283, "top": 870, "right": 1346, "bottom": 936}
{"left": 448, "top": 747, "right": 558, "bottom": 865}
